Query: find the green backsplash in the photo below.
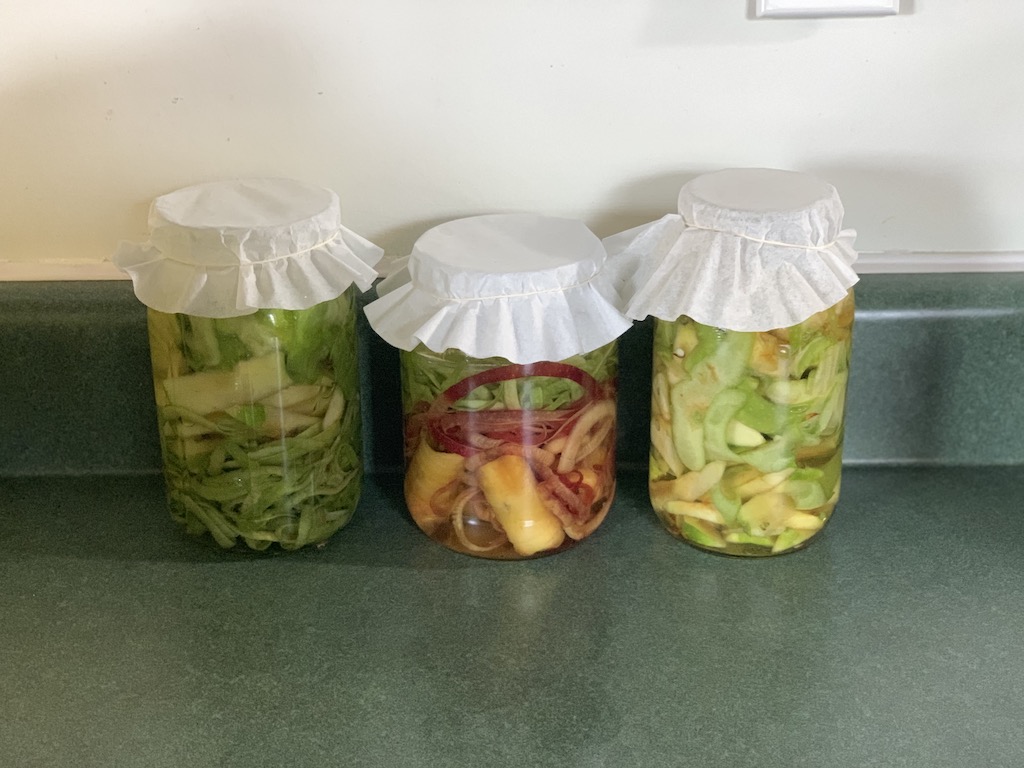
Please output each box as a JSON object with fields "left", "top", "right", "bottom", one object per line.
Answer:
{"left": 2, "top": 273, "right": 1023, "bottom": 476}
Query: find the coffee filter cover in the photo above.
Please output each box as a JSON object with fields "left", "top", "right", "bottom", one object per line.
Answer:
{"left": 113, "top": 178, "right": 383, "bottom": 317}
{"left": 605, "top": 168, "right": 859, "bottom": 331}
{"left": 363, "top": 213, "right": 632, "bottom": 364}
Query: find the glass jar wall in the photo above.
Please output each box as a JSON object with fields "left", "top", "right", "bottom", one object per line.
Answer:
{"left": 147, "top": 287, "right": 363, "bottom": 551}
{"left": 649, "top": 291, "right": 854, "bottom": 556}
{"left": 400, "top": 342, "right": 619, "bottom": 559}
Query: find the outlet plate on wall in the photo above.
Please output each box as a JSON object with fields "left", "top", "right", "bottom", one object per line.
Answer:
{"left": 756, "top": 0, "right": 899, "bottom": 17}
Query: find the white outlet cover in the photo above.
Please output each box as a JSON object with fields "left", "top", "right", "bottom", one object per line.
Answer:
{"left": 756, "top": 0, "right": 899, "bottom": 17}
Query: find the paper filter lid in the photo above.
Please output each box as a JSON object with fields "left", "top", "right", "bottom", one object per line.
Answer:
{"left": 363, "top": 213, "right": 632, "bottom": 364}
{"left": 112, "top": 178, "right": 383, "bottom": 317}
{"left": 608, "top": 168, "right": 859, "bottom": 331}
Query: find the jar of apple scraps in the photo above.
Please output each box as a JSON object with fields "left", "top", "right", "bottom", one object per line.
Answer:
{"left": 113, "top": 178, "right": 383, "bottom": 551}
{"left": 606, "top": 168, "right": 858, "bottom": 556}
{"left": 364, "top": 213, "right": 631, "bottom": 559}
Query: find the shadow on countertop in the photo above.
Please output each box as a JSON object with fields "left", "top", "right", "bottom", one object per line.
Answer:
{"left": 0, "top": 471, "right": 662, "bottom": 569}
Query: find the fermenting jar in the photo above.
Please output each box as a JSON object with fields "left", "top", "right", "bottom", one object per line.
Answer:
{"left": 608, "top": 169, "right": 859, "bottom": 556}
{"left": 113, "top": 178, "right": 382, "bottom": 551}
{"left": 364, "top": 214, "right": 631, "bottom": 559}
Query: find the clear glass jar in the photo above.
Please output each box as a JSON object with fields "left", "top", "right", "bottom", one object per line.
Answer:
{"left": 649, "top": 290, "right": 854, "bottom": 556}
{"left": 400, "top": 341, "right": 619, "bottom": 559}
{"left": 147, "top": 287, "right": 362, "bottom": 551}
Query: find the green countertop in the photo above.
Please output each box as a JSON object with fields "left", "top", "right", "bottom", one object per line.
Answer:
{"left": 3, "top": 275, "right": 1024, "bottom": 766}
{"left": 3, "top": 468, "right": 1022, "bottom": 767}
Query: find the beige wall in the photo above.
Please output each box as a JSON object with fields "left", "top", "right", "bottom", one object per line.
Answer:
{"left": 1, "top": 0, "right": 1021, "bottom": 269}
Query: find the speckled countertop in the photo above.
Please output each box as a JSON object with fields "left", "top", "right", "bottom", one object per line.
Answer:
{"left": 2, "top": 469, "right": 1023, "bottom": 768}
{"left": 2, "top": 275, "right": 1024, "bottom": 767}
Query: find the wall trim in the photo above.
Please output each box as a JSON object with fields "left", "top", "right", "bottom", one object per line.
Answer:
{"left": 856, "top": 251, "right": 1024, "bottom": 274}
{"left": 3, "top": 251, "right": 1024, "bottom": 281}
{"left": 0, "top": 261, "right": 129, "bottom": 281}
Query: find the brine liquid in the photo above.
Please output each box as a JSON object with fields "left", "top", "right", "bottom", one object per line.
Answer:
{"left": 649, "top": 292, "right": 854, "bottom": 556}
{"left": 148, "top": 290, "right": 363, "bottom": 552}
{"left": 400, "top": 344, "right": 618, "bottom": 559}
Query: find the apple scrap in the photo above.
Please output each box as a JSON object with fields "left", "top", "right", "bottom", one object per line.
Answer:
{"left": 649, "top": 292, "right": 853, "bottom": 555}
{"left": 401, "top": 353, "right": 617, "bottom": 558}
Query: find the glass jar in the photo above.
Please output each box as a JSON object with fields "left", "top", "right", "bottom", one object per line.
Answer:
{"left": 606, "top": 168, "right": 860, "bottom": 556}
{"left": 364, "top": 212, "right": 632, "bottom": 560}
{"left": 400, "top": 342, "right": 619, "bottom": 559}
{"left": 113, "top": 178, "right": 382, "bottom": 552}
{"left": 147, "top": 287, "right": 363, "bottom": 551}
{"left": 649, "top": 290, "right": 854, "bottom": 555}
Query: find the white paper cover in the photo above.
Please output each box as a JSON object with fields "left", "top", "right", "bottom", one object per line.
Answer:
{"left": 606, "top": 168, "right": 859, "bottom": 332}
{"left": 363, "top": 213, "right": 632, "bottom": 364}
{"left": 112, "top": 178, "right": 383, "bottom": 317}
